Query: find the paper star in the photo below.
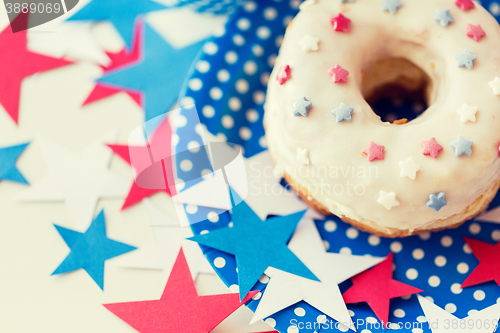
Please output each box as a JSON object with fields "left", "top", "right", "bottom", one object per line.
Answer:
{"left": 328, "top": 64, "right": 349, "bottom": 83}
{"left": 489, "top": 77, "right": 500, "bottom": 95}
{"left": 434, "top": 9, "right": 454, "bottom": 27}
{"left": 299, "top": 0, "right": 317, "bottom": 10}
{"left": 467, "top": 24, "right": 486, "bottom": 42}
{"left": 52, "top": 210, "right": 136, "bottom": 290}
{"left": 343, "top": 253, "right": 422, "bottom": 325}
{"left": 377, "top": 191, "right": 400, "bottom": 210}
{"left": 382, "top": 0, "right": 403, "bottom": 14}
{"left": 426, "top": 192, "right": 447, "bottom": 211}
{"left": 0, "top": 12, "right": 72, "bottom": 124}
{"left": 296, "top": 147, "right": 310, "bottom": 165}
{"left": 330, "top": 13, "right": 351, "bottom": 32}
{"left": 292, "top": 97, "right": 312, "bottom": 117}
{"left": 105, "top": 249, "right": 257, "bottom": 333}
{"left": 362, "top": 141, "right": 385, "bottom": 162}
{"left": 457, "top": 103, "right": 478, "bottom": 123}
{"left": 461, "top": 237, "right": 500, "bottom": 288}
{"left": 0, "top": 142, "right": 29, "bottom": 185}
{"left": 455, "top": 49, "right": 477, "bottom": 69}
{"left": 421, "top": 137, "right": 443, "bottom": 158}
{"left": 455, "top": 0, "right": 475, "bottom": 11}
{"left": 17, "top": 134, "right": 128, "bottom": 231}
{"left": 418, "top": 295, "right": 500, "bottom": 333}
{"left": 189, "top": 195, "right": 317, "bottom": 300}
{"left": 398, "top": 156, "right": 420, "bottom": 180}
{"left": 298, "top": 34, "right": 320, "bottom": 52}
{"left": 331, "top": 102, "right": 354, "bottom": 122}
{"left": 276, "top": 65, "right": 291, "bottom": 85}
{"left": 67, "top": 0, "right": 167, "bottom": 49}
{"left": 451, "top": 135, "right": 473, "bottom": 156}
{"left": 251, "top": 218, "right": 384, "bottom": 327}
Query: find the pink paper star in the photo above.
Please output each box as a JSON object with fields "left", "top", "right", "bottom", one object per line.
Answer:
{"left": 276, "top": 65, "right": 291, "bottom": 85}
{"left": 330, "top": 13, "right": 351, "bottom": 33}
{"left": 328, "top": 65, "right": 349, "bottom": 83}
{"left": 362, "top": 141, "right": 385, "bottom": 162}
{"left": 467, "top": 24, "right": 486, "bottom": 42}
{"left": 455, "top": 0, "right": 475, "bottom": 11}
{"left": 461, "top": 237, "right": 500, "bottom": 288}
{"left": 421, "top": 137, "right": 443, "bottom": 158}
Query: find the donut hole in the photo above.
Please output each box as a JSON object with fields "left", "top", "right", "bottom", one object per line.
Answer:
{"left": 361, "top": 57, "right": 431, "bottom": 124}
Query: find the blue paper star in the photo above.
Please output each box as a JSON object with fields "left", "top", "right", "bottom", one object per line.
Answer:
{"left": 67, "top": 0, "right": 167, "bottom": 49}
{"left": 331, "top": 102, "right": 354, "bottom": 122}
{"left": 98, "top": 23, "right": 203, "bottom": 121}
{"left": 292, "top": 97, "right": 312, "bottom": 117}
{"left": 189, "top": 192, "right": 318, "bottom": 300}
{"left": 426, "top": 192, "right": 447, "bottom": 211}
{"left": 52, "top": 210, "right": 136, "bottom": 290}
{"left": 382, "top": 0, "right": 402, "bottom": 14}
{"left": 0, "top": 142, "right": 29, "bottom": 185}
{"left": 455, "top": 50, "right": 477, "bottom": 70}
{"left": 434, "top": 9, "right": 454, "bottom": 27}
{"left": 451, "top": 135, "right": 473, "bottom": 156}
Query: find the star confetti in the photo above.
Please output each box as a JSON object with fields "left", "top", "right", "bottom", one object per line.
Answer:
{"left": 292, "top": 97, "right": 312, "bottom": 117}
{"left": 398, "top": 156, "right": 420, "bottom": 180}
{"left": 461, "top": 237, "right": 500, "bottom": 288}
{"left": 331, "top": 102, "right": 354, "bottom": 122}
{"left": 52, "top": 210, "right": 136, "bottom": 290}
{"left": 434, "top": 9, "right": 454, "bottom": 27}
{"left": 296, "top": 147, "right": 310, "bottom": 165}
{"left": 421, "top": 137, "right": 443, "bottom": 158}
{"left": 298, "top": 34, "right": 320, "bottom": 52}
{"left": 343, "top": 253, "right": 422, "bottom": 325}
{"left": 489, "top": 77, "right": 500, "bottom": 95}
{"left": 104, "top": 249, "right": 257, "bottom": 333}
{"left": 382, "top": 0, "right": 403, "bottom": 14}
{"left": 426, "top": 192, "right": 447, "bottom": 211}
{"left": 455, "top": 49, "right": 477, "bottom": 69}
{"left": 457, "top": 103, "right": 478, "bottom": 123}
{"left": 455, "top": 0, "right": 475, "bottom": 11}
{"left": 451, "top": 135, "right": 473, "bottom": 156}
{"left": 467, "top": 24, "right": 486, "bottom": 42}
{"left": 377, "top": 191, "right": 400, "bottom": 210}
{"left": 0, "top": 142, "right": 30, "bottom": 185}
{"left": 362, "top": 141, "right": 385, "bottom": 162}
{"left": 328, "top": 64, "right": 349, "bottom": 83}
{"left": 276, "top": 65, "right": 291, "bottom": 85}
{"left": 330, "top": 13, "right": 351, "bottom": 33}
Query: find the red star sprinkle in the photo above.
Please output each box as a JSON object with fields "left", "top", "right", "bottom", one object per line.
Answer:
{"left": 343, "top": 253, "right": 422, "bottom": 325}
{"left": 328, "top": 64, "right": 349, "bottom": 83}
{"left": 421, "top": 137, "right": 443, "bottom": 158}
{"left": 330, "top": 13, "right": 351, "bottom": 33}
{"left": 276, "top": 65, "right": 291, "bottom": 85}
{"left": 455, "top": 0, "right": 475, "bottom": 11}
{"left": 104, "top": 249, "right": 258, "bottom": 333}
{"left": 362, "top": 141, "right": 385, "bottom": 162}
{"left": 461, "top": 237, "right": 500, "bottom": 288}
{"left": 466, "top": 24, "right": 486, "bottom": 42}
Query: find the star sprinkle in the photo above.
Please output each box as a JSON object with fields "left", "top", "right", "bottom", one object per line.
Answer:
{"left": 299, "top": 0, "right": 317, "bottom": 10}
{"left": 341, "top": 0, "right": 354, "bottom": 2}
{"left": 297, "top": 34, "right": 320, "bottom": 52}
{"left": 467, "top": 24, "right": 486, "bottom": 42}
{"left": 0, "top": 142, "right": 29, "bottom": 185}
{"left": 457, "top": 103, "right": 478, "bottom": 123}
{"left": 292, "top": 97, "right": 312, "bottom": 117}
{"left": 451, "top": 135, "right": 473, "bottom": 156}
{"left": 455, "top": 0, "right": 475, "bottom": 11}
{"left": 489, "top": 77, "right": 500, "bottom": 95}
{"left": 343, "top": 253, "right": 422, "bottom": 325}
{"left": 276, "top": 65, "right": 291, "bottom": 85}
{"left": 461, "top": 237, "right": 500, "bottom": 288}
{"left": 398, "top": 156, "right": 420, "bottom": 180}
{"left": 331, "top": 102, "right": 354, "bottom": 122}
{"left": 330, "top": 13, "right": 351, "bottom": 33}
{"left": 426, "top": 192, "right": 447, "bottom": 211}
{"left": 52, "top": 210, "right": 136, "bottom": 290}
{"left": 362, "top": 141, "right": 385, "bottom": 162}
{"left": 382, "top": 0, "right": 403, "bottom": 14}
{"left": 377, "top": 191, "right": 400, "bottom": 210}
{"left": 328, "top": 64, "right": 349, "bottom": 83}
{"left": 296, "top": 147, "right": 310, "bottom": 165}
{"left": 105, "top": 249, "right": 257, "bottom": 333}
{"left": 189, "top": 196, "right": 317, "bottom": 300}
{"left": 434, "top": 9, "right": 454, "bottom": 27}
{"left": 455, "top": 50, "right": 477, "bottom": 69}
{"left": 421, "top": 137, "right": 443, "bottom": 158}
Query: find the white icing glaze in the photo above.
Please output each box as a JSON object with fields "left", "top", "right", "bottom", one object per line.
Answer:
{"left": 264, "top": 0, "right": 500, "bottom": 230}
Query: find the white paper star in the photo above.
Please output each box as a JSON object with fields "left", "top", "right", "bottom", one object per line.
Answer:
{"left": 298, "top": 34, "right": 320, "bottom": 52}
{"left": 398, "top": 156, "right": 420, "bottom": 180}
{"left": 489, "top": 77, "right": 500, "bottom": 95}
{"left": 377, "top": 191, "right": 400, "bottom": 210}
{"left": 296, "top": 147, "right": 309, "bottom": 165}
{"left": 457, "top": 103, "right": 478, "bottom": 123}
{"left": 17, "top": 134, "right": 128, "bottom": 231}
{"left": 299, "top": 0, "right": 317, "bottom": 10}
{"left": 476, "top": 206, "right": 500, "bottom": 224}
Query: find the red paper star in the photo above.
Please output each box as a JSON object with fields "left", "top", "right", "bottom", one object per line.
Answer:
{"left": 455, "top": 0, "right": 475, "bottom": 11}
{"left": 421, "top": 137, "right": 443, "bottom": 158}
{"left": 276, "top": 65, "right": 291, "bottom": 85}
{"left": 328, "top": 64, "right": 349, "bottom": 83}
{"left": 104, "top": 249, "right": 258, "bottom": 333}
{"left": 461, "top": 237, "right": 500, "bottom": 288}
{"left": 343, "top": 253, "right": 422, "bottom": 325}
{"left": 362, "top": 141, "right": 385, "bottom": 162}
{"left": 0, "top": 12, "right": 72, "bottom": 124}
{"left": 466, "top": 24, "right": 486, "bottom": 42}
{"left": 330, "top": 13, "right": 351, "bottom": 33}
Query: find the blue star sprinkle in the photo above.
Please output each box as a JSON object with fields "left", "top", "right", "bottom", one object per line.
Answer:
{"left": 52, "top": 210, "right": 136, "bottom": 290}
{"left": 382, "top": 0, "right": 403, "bottom": 14}
{"left": 292, "top": 97, "right": 312, "bottom": 117}
{"left": 67, "top": 0, "right": 167, "bottom": 49}
{"left": 331, "top": 102, "right": 354, "bottom": 122}
{"left": 451, "top": 135, "right": 473, "bottom": 156}
{"left": 434, "top": 9, "right": 454, "bottom": 27}
{"left": 455, "top": 50, "right": 478, "bottom": 70}
{"left": 426, "top": 192, "right": 447, "bottom": 211}
{"left": 0, "top": 142, "right": 29, "bottom": 185}
{"left": 341, "top": 0, "right": 354, "bottom": 2}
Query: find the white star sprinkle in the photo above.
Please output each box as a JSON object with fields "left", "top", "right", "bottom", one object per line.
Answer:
{"left": 297, "top": 34, "right": 320, "bottom": 52}
{"left": 398, "top": 156, "right": 420, "bottom": 180}
{"left": 489, "top": 77, "right": 500, "bottom": 95}
{"left": 456, "top": 103, "right": 478, "bottom": 123}
{"left": 299, "top": 0, "right": 317, "bottom": 10}
{"left": 377, "top": 191, "right": 400, "bottom": 210}
{"left": 296, "top": 147, "right": 309, "bottom": 165}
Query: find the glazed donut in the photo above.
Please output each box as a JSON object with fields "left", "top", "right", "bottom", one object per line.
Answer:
{"left": 264, "top": 0, "right": 500, "bottom": 237}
